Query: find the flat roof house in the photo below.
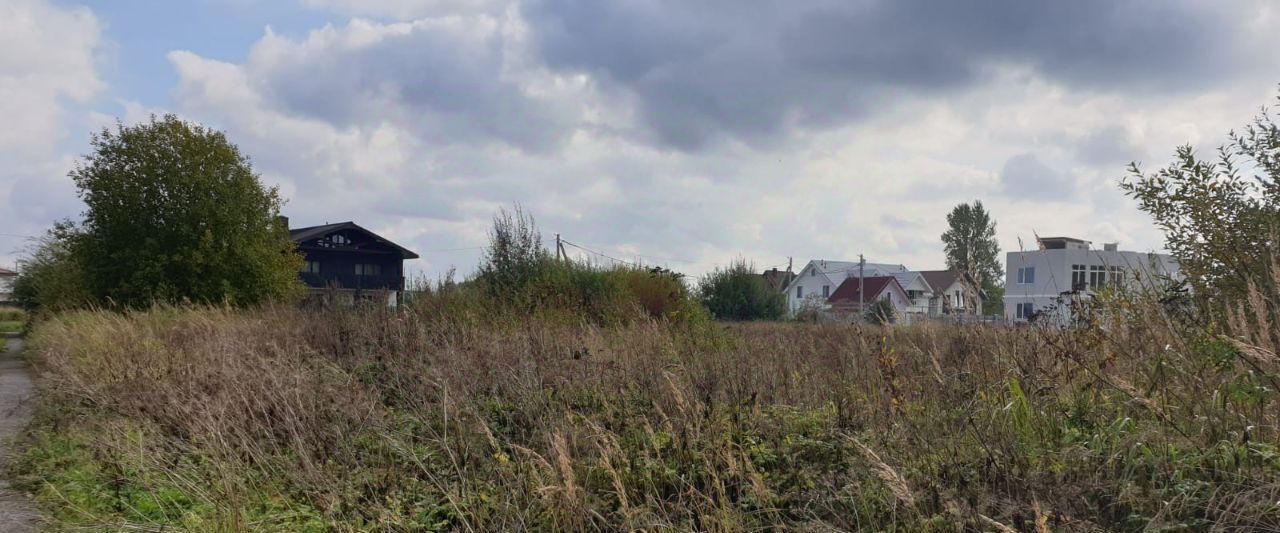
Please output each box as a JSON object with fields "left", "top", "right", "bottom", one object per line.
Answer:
{"left": 288, "top": 220, "right": 419, "bottom": 306}
{"left": 1004, "top": 237, "right": 1179, "bottom": 325}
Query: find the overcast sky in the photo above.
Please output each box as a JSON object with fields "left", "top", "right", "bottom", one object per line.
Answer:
{"left": 3, "top": 0, "right": 1279, "bottom": 279}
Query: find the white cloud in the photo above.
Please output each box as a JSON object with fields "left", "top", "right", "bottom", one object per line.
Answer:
{"left": 153, "top": 2, "right": 1280, "bottom": 282}
{"left": 302, "top": 0, "right": 506, "bottom": 18}
{"left": 0, "top": 0, "right": 102, "bottom": 155}
{"left": 0, "top": 0, "right": 104, "bottom": 269}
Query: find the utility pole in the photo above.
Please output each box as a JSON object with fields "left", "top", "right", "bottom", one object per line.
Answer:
{"left": 555, "top": 233, "right": 566, "bottom": 262}
{"left": 858, "top": 254, "right": 865, "bottom": 315}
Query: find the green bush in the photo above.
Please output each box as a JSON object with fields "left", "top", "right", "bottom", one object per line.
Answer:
{"left": 472, "top": 205, "right": 702, "bottom": 325}
{"left": 11, "top": 223, "right": 91, "bottom": 315}
{"left": 698, "top": 259, "right": 785, "bottom": 321}
{"left": 864, "top": 298, "right": 896, "bottom": 325}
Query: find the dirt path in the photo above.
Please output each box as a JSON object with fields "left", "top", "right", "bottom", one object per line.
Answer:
{"left": 0, "top": 337, "right": 37, "bottom": 531}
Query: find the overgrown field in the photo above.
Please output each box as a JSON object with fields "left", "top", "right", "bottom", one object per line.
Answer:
{"left": 11, "top": 297, "right": 1280, "bottom": 531}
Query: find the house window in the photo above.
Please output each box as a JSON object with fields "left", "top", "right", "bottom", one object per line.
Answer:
{"left": 331, "top": 234, "right": 348, "bottom": 245}
{"left": 303, "top": 261, "right": 321, "bottom": 274}
{"left": 823, "top": 285, "right": 830, "bottom": 298}
{"left": 796, "top": 286, "right": 803, "bottom": 298}
{"left": 1089, "top": 265, "right": 1106, "bottom": 289}
{"left": 1017, "top": 267, "right": 1035, "bottom": 284}
{"left": 809, "top": 267, "right": 815, "bottom": 277}
{"left": 954, "top": 290, "right": 961, "bottom": 307}
{"left": 1016, "top": 302, "right": 1035, "bottom": 319}
{"left": 1109, "top": 266, "right": 1125, "bottom": 287}
{"left": 1071, "top": 264, "right": 1086, "bottom": 291}
{"left": 355, "top": 264, "right": 382, "bottom": 276}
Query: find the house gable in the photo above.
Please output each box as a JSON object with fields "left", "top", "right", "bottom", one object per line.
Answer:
{"left": 290, "top": 221, "right": 419, "bottom": 259}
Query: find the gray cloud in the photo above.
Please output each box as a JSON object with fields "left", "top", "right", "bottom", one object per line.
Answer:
{"left": 523, "top": 0, "right": 1253, "bottom": 150}
{"left": 1001, "top": 153, "right": 1075, "bottom": 200}
{"left": 1074, "top": 125, "right": 1145, "bottom": 168}
{"left": 248, "top": 20, "right": 575, "bottom": 152}
{"left": 152, "top": 0, "right": 1278, "bottom": 281}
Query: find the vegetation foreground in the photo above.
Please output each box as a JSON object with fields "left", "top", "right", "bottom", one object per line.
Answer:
{"left": 9, "top": 293, "right": 1280, "bottom": 532}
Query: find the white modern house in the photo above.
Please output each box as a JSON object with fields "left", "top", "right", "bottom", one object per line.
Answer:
{"left": 1004, "top": 237, "right": 1180, "bottom": 324}
{"left": 784, "top": 259, "right": 908, "bottom": 315}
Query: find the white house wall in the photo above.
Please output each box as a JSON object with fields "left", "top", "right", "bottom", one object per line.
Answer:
{"left": 1004, "top": 248, "right": 1179, "bottom": 324}
{"left": 896, "top": 272, "right": 933, "bottom": 314}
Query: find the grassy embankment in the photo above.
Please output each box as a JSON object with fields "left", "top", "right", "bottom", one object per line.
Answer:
{"left": 9, "top": 290, "right": 1280, "bottom": 531}
{"left": 0, "top": 309, "right": 24, "bottom": 334}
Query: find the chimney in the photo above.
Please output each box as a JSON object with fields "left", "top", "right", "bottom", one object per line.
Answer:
{"left": 277, "top": 215, "right": 290, "bottom": 230}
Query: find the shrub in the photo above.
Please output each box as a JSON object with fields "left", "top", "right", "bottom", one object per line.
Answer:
{"left": 477, "top": 204, "right": 548, "bottom": 303}
{"left": 11, "top": 222, "right": 91, "bottom": 315}
{"left": 863, "top": 298, "right": 896, "bottom": 325}
{"left": 472, "top": 205, "right": 701, "bottom": 325}
{"left": 698, "top": 259, "right": 786, "bottom": 320}
{"left": 1122, "top": 91, "right": 1280, "bottom": 317}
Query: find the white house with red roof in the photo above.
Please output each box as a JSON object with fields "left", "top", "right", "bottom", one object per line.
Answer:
{"left": 826, "top": 275, "right": 913, "bottom": 317}
{"left": 783, "top": 259, "right": 908, "bottom": 316}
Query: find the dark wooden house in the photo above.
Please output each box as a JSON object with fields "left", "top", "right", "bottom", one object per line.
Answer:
{"left": 287, "top": 220, "right": 419, "bottom": 306}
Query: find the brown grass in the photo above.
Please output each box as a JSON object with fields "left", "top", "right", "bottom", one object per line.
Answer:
{"left": 12, "top": 291, "right": 1280, "bottom": 531}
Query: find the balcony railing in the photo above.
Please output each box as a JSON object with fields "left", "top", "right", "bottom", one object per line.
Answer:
{"left": 300, "top": 272, "right": 405, "bottom": 291}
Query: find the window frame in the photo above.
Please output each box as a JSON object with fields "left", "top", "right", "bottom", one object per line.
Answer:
{"left": 1071, "top": 264, "right": 1086, "bottom": 291}
{"left": 1016, "top": 302, "right": 1035, "bottom": 319}
{"left": 1089, "top": 265, "right": 1106, "bottom": 290}
{"left": 1017, "top": 267, "right": 1036, "bottom": 284}
{"left": 354, "top": 263, "right": 382, "bottom": 277}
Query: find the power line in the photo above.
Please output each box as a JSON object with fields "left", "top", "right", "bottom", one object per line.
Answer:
{"left": 560, "top": 240, "right": 644, "bottom": 268}
{"left": 559, "top": 238, "right": 713, "bottom": 267}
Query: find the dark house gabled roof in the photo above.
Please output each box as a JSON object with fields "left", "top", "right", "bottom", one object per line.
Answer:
{"left": 761, "top": 268, "right": 795, "bottom": 292}
{"left": 827, "top": 275, "right": 902, "bottom": 304}
{"left": 289, "top": 221, "right": 420, "bottom": 259}
{"left": 918, "top": 270, "right": 962, "bottom": 293}
{"left": 917, "top": 269, "right": 988, "bottom": 299}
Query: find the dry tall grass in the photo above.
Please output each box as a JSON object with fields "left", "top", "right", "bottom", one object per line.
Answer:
{"left": 12, "top": 289, "right": 1280, "bottom": 531}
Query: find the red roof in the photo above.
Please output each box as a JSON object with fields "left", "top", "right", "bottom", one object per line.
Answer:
{"left": 827, "top": 275, "right": 901, "bottom": 304}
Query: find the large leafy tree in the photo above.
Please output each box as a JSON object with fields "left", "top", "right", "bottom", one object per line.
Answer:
{"left": 941, "top": 201, "right": 1003, "bottom": 314}
{"left": 71, "top": 115, "right": 302, "bottom": 307}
